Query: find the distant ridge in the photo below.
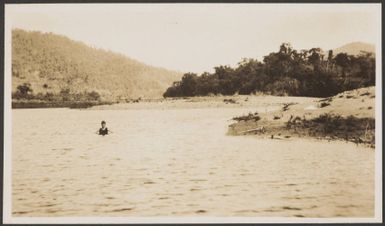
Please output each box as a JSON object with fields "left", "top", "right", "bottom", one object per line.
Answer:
{"left": 333, "top": 42, "right": 375, "bottom": 56}
{"left": 12, "top": 29, "right": 183, "bottom": 100}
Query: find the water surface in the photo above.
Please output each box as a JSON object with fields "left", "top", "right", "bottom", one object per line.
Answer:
{"left": 12, "top": 107, "right": 374, "bottom": 217}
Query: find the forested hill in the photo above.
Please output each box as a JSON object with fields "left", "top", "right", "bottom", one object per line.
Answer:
{"left": 12, "top": 29, "right": 182, "bottom": 101}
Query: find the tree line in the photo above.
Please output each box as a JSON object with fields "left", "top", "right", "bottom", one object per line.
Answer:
{"left": 163, "top": 43, "right": 375, "bottom": 98}
{"left": 12, "top": 83, "right": 101, "bottom": 102}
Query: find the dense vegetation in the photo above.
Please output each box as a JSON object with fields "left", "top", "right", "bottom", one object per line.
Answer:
{"left": 286, "top": 113, "right": 375, "bottom": 147}
{"left": 164, "top": 43, "right": 375, "bottom": 98}
{"left": 12, "top": 29, "right": 182, "bottom": 104}
{"left": 12, "top": 82, "right": 109, "bottom": 108}
{"left": 13, "top": 82, "right": 100, "bottom": 101}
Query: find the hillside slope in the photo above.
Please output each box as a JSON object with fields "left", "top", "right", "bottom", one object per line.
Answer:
{"left": 12, "top": 29, "right": 182, "bottom": 101}
{"left": 333, "top": 42, "right": 375, "bottom": 55}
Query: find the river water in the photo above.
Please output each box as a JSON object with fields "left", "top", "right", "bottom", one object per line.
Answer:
{"left": 12, "top": 107, "right": 374, "bottom": 217}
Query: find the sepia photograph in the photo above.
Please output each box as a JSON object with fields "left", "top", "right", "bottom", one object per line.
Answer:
{"left": 2, "top": 2, "right": 382, "bottom": 224}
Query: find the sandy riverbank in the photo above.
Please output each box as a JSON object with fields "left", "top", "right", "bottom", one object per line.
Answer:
{"left": 91, "top": 95, "right": 319, "bottom": 110}
{"left": 228, "top": 87, "right": 375, "bottom": 147}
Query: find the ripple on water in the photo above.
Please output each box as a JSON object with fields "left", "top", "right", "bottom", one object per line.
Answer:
{"left": 263, "top": 209, "right": 283, "bottom": 213}
{"left": 108, "top": 208, "right": 133, "bottom": 212}
{"left": 337, "top": 204, "right": 361, "bottom": 208}
{"left": 105, "top": 196, "right": 115, "bottom": 200}
{"left": 190, "top": 188, "right": 201, "bottom": 191}
{"left": 196, "top": 210, "right": 207, "bottom": 214}
{"left": 235, "top": 209, "right": 260, "bottom": 214}
{"left": 143, "top": 181, "right": 155, "bottom": 185}
{"left": 189, "top": 179, "right": 208, "bottom": 182}
{"left": 39, "top": 204, "right": 57, "bottom": 207}
{"left": 13, "top": 211, "right": 30, "bottom": 215}
{"left": 281, "top": 206, "right": 302, "bottom": 211}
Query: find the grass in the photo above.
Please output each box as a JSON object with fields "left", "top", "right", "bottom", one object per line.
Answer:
{"left": 223, "top": 98, "right": 238, "bottom": 104}
{"left": 286, "top": 113, "right": 375, "bottom": 147}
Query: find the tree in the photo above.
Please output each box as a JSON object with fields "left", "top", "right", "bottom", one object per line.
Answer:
{"left": 88, "top": 91, "right": 101, "bottom": 101}
{"left": 334, "top": 53, "right": 350, "bottom": 77}
{"left": 279, "top": 43, "right": 293, "bottom": 55}
{"left": 308, "top": 48, "right": 322, "bottom": 71}
{"left": 60, "top": 88, "right": 71, "bottom": 101}
{"left": 163, "top": 43, "right": 375, "bottom": 98}
{"left": 213, "top": 65, "right": 236, "bottom": 95}
{"left": 327, "top": 50, "right": 334, "bottom": 71}
{"left": 180, "top": 73, "right": 199, "bottom": 96}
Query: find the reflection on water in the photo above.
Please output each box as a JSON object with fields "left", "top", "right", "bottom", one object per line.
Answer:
{"left": 12, "top": 107, "right": 374, "bottom": 217}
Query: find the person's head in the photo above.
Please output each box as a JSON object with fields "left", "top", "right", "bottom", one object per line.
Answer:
{"left": 101, "top": 120, "right": 106, "bottom": 128}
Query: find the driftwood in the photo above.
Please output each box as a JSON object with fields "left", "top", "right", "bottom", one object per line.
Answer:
{"left": 271, "top": 135, "right": 291, "bottom": 140}
{"left": 239, "top": 126, "right": 265, "bottom": 134}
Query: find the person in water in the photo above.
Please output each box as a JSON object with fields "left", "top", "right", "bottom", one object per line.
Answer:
{"left": 97, "top": 120, "right": 110, "bottom": 136}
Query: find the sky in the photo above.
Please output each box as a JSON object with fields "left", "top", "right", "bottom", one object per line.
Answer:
{"left": 5, "top": 3, "right": 381, "bottom": 73}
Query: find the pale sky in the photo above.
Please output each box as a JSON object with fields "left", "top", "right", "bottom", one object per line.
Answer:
{"left": 5, "top": 3, "right": 381, "bottom": 73}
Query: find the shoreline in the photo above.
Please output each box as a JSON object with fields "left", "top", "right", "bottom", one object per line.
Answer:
{"left": 90, "top": 95, "right": 319, "bottom": 110}
{"left": 12, "top": 88, "right": 375, "bottom": 147}
{"left": 227, "top": 87, "right": 375, "bottom": 148}
{"left": 11, "top": 100, "right": 115, "bottom": 109}
{"left": 228, "top": 117, "right": 375, "bottom": 148}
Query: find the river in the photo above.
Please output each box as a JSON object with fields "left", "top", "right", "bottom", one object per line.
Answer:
{"left": 12, "top": 107, "right": 374, "bottom": 217}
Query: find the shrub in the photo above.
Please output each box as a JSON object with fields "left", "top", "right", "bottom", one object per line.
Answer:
{"left": 15, "top": 83, "right": 33, "bottom": 99}
{"left": 319, "top": 102, "right": 330, "bottom": 108}
{"left": 233, "top": 112, "right": 261, "bottom": 122}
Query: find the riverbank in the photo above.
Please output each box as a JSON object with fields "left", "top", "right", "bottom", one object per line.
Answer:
{"left": 228, "top": 87, "right": 375, "bottom": 148}
{"left": 12, "top": 100, "right": 115, "bottom": 109}
{"left": 91, "top": 95, "right": 319, "bottom": 110}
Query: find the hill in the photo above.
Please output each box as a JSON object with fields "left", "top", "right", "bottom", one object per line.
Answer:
{"left": 333, "top": 42, "right": 375, "bottom": 55}
{"left": 12, "top": 29, "right": 183, "bottom": 102}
